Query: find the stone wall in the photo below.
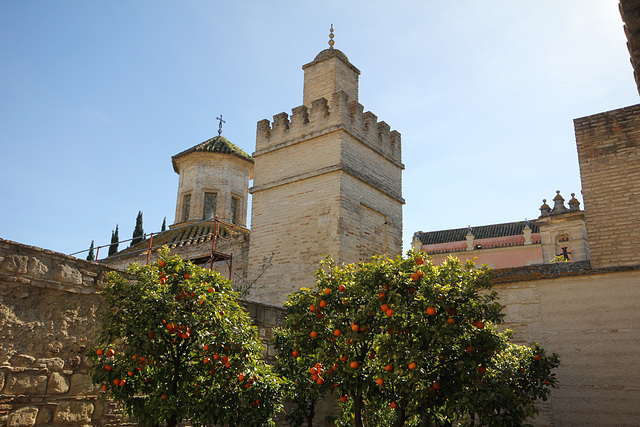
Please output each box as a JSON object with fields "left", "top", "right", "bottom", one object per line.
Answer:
{"left": 492, "top": 262, "right": 640, "bottom": 426}
{"left": 574, "top": 103, "right": 640, "bottom": 268}
{"left": 0, "top": 239, "right": 120, "bottom": 426}
{"left": 0, "top": 239, "right": 286, "bottom": 426}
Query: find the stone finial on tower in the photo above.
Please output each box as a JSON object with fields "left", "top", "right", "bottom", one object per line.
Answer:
{"left": 540, "top": 199, "right": 551, "bottom": 216}
{"left": 551, "top": 190, "right": 568, "bottom": 214}
{"left": 329, "top": 24, "right": 335, "bottom": 49}
{"left": 568, "top": 193, "right": 581, "bottom": 211}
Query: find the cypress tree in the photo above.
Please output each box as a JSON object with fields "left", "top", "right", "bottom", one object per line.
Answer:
{"left": 161, "top": 217, "right": 167, "bottom": 232}
{"left": 109, "top": 225, "right": 119, "bottom": 256}
{"left": 87, "top": 240, "right": 95, "bottom": 261}
{"left": 131, "top": 211, "right": 144, "bottom": 246}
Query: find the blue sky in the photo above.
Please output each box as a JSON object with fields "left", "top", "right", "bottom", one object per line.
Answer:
{"left": 1, "top": 1, "right": 638, "bottom": 259}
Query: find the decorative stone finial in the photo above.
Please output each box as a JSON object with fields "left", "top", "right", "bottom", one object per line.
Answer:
{"left": 568, "top": 192, "right": 580, "bottom": 211}
{"left": 329, "top": 24, "right": 335, "bottom": 49}
{"left": 540, "top": 199, "right": 551, "bottom": 216}
{"left": 551, "top": 190, "right": 568, "bottom": 214}
{"left": 216, "top": 114, "right": 225, "bottom": 136}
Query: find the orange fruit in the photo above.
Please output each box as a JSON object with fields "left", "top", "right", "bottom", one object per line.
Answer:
{"left": 338, "top": 284, "right": 346, "bottom": 292}
{"left": 350, "top": 361, "right": 359, "bottom": 369}
{"left": 447, "top": 317, "right": 455, "bottom": 325}
{"left": 161, "top": 394, "right": 167, "bottom": 400}
{"left": 408, "top": 362, "right": 417, "bottom": 370}
{"left": 390, "top": 401, "right": 398, "bottom": 409}
{"left": 339, "top": 355, "right": 348, "bottom": 362}
{"left": 158, "top": 260, "right": 166, "bottom": 267}
{"left": 534, "top": 355, "right": 542, "bottom": 361}
{"left": 432, "top": 382, "right": 440, "bottom": 390}
{"left": 376, "top": 378, "right": 384, "bottom": 386}
{"left": 104, "top": 365, "right": 112, "bottom": 371}
{"left": 310, "top": 331, "right": 318, "bottom": 338}
{"left": 107, "top": 349, "right": 115, "bottom": 357}
{"left": 474, "top": 321, "right": 485, "bottom": 329}
{"left": 292, "top": 350, "right": 299, "bottom": 357}
{"left": 340, "top": 395, "right": 348, "bottom": 402}
{"left": 426, "top": 307, "right": 436, "bottom": 316}
{"left": 127, "top": 371, "right": 134, "bottom": 377}
{"left": 324, "top": 288, "right": 331, "bottom": 295}
{"left": 309, "top": 304, "right": 316, "bottom": 312}
{"left": 351, "top": 323, "right": 359, "bottom": 332}
{"left": 416, "top": 257, "right": 425, "bottom": 265}
{"left": 319, "top": 300, "right": 327, "bottom": 308}
{"left": 239, "top": 374, "right": 245, "bottom": 381}
{"left": 183, "top": 273, "right": 191, "bottom": 279}
{"left": 334, "top": 329, "right": 342, "bottom": 337}
{"left": 478, "top": 366, "right": 487, "bottom": 373}
{"left": 119, "top": 379, "right": 126, "bottom": 386}
{"left": 96, "top": 349, "right": 104, "bottom": 356}
{"left": 310, "top": 367, "right": 318, "bottom": 375}
{"left": 384, "top": 364, "right": 393, "bottom": 371}
{"left": 317, "top": 378, "right": 324, "bottom": 385}
{"left": 386, "top": 309, "right": 395, "bottom": 317}
{"left": 381, "top": 304, "right": 389, "bottom": 312}
{"left": 203, "top": 357, "right": 210, "bottom": 364}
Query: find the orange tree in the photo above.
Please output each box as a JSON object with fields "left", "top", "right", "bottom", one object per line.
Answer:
{"left": 276, "top": 252, "right": 558, "bottom": 427}
{"left": 89, "top": 247, "right": 283, "bottom": 427}
{"left": 273, "top": 291, "right": 335, "bottom": 427}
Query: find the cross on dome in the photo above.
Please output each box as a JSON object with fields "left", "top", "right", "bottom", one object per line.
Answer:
{"left": 216, "top": 114, "right": 225, "bottom": 136}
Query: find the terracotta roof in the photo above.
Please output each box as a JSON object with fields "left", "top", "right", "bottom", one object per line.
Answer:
{"left": 172, "top": 136, "right": 253, "bottom": 172}
{"left": 105, "top": 221, "right": 246, "bottom": 260}
{"left": 414, "top": 221, "right": 540, "bottom": 245}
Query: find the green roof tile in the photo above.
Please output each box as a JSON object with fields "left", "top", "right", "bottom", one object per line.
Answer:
{"left": 172, "top": 136, "right": 253, "bottom": 172}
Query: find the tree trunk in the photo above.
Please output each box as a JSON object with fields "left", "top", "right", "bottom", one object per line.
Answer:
{"left": 306, "top": 400, "right": 315, "bottom": 427}
{"left": 354, "top": 393, "right": 363, "bottom": 427}
{"left": 393, "top": 405, "right": 406, "bottom": 427}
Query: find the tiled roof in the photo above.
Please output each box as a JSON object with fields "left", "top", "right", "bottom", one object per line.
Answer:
{"left": 106, "top": 221, "right": 246, "bottom": 260}
{"left": 172, "top": 136, "right": 253, "bottom": 172}
{"left": 415, "top": 221, "right": 540, "bottom": 245}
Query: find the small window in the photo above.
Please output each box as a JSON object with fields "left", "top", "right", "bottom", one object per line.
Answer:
{"left": 231, "top": 197, "right": 239, "bottom": 224}
{"left": 204, "top": 193, "right": 217, "bottom": 220}
{"left": 182, "top": 194, "right": 191, "bottom": 222}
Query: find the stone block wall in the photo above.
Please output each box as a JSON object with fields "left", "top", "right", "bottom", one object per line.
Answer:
{"left": 0, "top": 239, "right": 286, "bottom": 426}
{"left": 0, "top": 239, "right": 123, "bottom": 426}
{"left": 492, "top": 263, "right": 640, "bottom": 426}
{"left": 574, "top": 103, "right": 640, "bottom": 268}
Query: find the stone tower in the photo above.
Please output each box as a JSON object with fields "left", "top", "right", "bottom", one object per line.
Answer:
{"left": 248, "top": 34, "right": 404, "bottom": 305}
{"left": 171, "top": 136, "right": 254, "bottom": 228}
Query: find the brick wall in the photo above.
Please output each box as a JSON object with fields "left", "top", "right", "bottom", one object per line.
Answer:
{"left": 574, "top": 103, "right": 640, "bottom": 268}
{"left": 0, "top": 239, "right": 285, "bottom": 426}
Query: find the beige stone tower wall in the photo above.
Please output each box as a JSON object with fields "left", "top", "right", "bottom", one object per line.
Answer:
{"left": 172, "top": 153, "right": 252, "bottom": 227}
{"left": 248, "top": 48, "right": 404, "bottom": 305}
{"left": 574, "top": 104, "right": 640, "bottom": 268}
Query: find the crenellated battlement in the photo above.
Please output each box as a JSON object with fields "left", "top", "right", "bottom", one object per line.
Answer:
{"left": 255, "top": 91, "right": 401, "bottom": 164}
